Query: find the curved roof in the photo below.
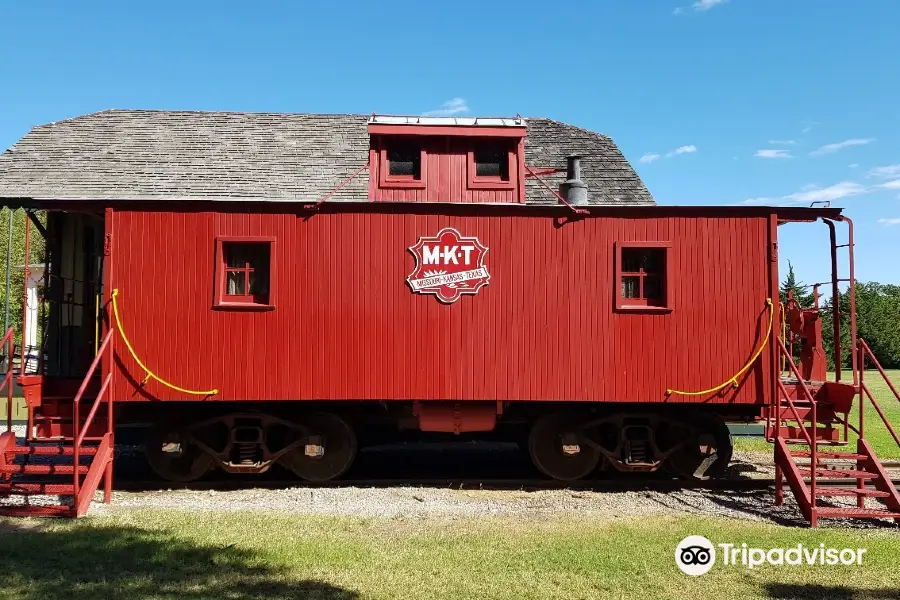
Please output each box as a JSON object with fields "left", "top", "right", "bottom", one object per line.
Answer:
{"left": 0, "top": 109, "right": 654, "bottom": 205}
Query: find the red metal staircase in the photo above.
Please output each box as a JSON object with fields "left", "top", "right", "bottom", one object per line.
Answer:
{"left": 771, "top": 338, "right": 900, "bottom": 527}
{"left": 0, "top": 328, "right": 115, "bottom": 517}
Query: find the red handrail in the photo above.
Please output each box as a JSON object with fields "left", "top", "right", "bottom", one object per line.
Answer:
{"left": 858, "top": 339, "right": 900, "bottom": 449}
{"left": 775, "top": 338, "right": 818, "bottom": 502}
{"left": 0, "top": 328, "right": 14, "bottom": 432}
{"left": 72, "top": 328, "right": 114, "bottom": 498}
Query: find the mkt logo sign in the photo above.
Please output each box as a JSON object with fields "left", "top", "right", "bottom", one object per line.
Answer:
{"left": 675, "top": 536, "right": 867, "bottom": 576}
{"left": 407, "top": 228, "right": 490, "bottom": 304}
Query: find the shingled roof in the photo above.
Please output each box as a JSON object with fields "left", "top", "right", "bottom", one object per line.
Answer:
{"left": 0, "top": 109, "right": 654, "bottom": 205}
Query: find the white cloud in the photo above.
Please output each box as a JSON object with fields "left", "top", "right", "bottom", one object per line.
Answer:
{"left": 768, "top": 139, "right": 797, "bottom": 145}
{"left": 867, "top": 164, "right": 900, "bottom": 179}
{"left": 848, "top": 164, "right": 859, "bottom": 169}
{"left": 809, "top": 138, "right": 875, "bottom": 156}
{"left": 878, "top": 218, "right": 900, "bottom": 226}
{"left": 784, "top": 181, "right": 869, "bottom": 203}
{"left": 879, "top": 179, "right": 900, "bottom": 190}
{"left": 665, "top": 145, "right": 697, "bottom": 158}
{"left": 800, "top": 120, "right": 819, "bottom": 134}
{"left": 743, "top": 181, "right": 872, "bottom": 205}
{"left": 693, "top": 0, "right": 727, "bottom": 10}
{"left": 755, "top": 149, "right": 793, "bottom": 159}
{"left": 644, "top": 145, "right": 697, "bottom": 161}
{"left": 674, "top": 0, "right": 726, "bottom": 15}
{"left": 422, "top": 98, "right": 469, "bottom": 117}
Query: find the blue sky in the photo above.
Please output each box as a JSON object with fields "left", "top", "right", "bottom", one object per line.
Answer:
{"left": 1, "top": 0, "right": 898, "bottom": 289}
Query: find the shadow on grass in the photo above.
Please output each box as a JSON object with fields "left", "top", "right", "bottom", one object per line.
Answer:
{"left": 765, "top": 582, "right": 900, "bottom": 599}
{"left": 641, "top": 486, "right": 813, "bottom": 527}
{"left": 0, "top": 521, "right": 357, "bottom": 600}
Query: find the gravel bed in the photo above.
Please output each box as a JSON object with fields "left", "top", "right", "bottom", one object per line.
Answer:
{"left": 726, "top": 450, "right": 777, "bottom": 479}
{"left": 100, "top": 450, "right": 899, "bottom": 530}
{"left": 96, "top": 484, "right": 897, "bottom": 530}
{"left": 101, "top": 484, "right": 793, "bottom": 521}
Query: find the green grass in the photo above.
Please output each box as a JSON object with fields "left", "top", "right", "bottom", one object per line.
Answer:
{"left": 734, "top": 370, "right": 900, "bottom": 460}
{"left": 1, "top": 511, "right": 898, "bottom": 600}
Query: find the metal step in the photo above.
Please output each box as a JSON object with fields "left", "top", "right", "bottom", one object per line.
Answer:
{"left": 0, "top": 504, "right": 73, "bottom": 517}
{"left": 815, "top": 488, "right": 892, "bottom": 498}
{"left": 6, "top": 445, "right": 99, "bottom": 456}
{"left": 0, "top": 481, "right": 76, "bottom": 495}
{"left": 791, "top": 451, "right": 867, "bottom": 460}
{"left": 27, "top": 437, "right": 106, "bottom": 444}
{"left": 816, "top": 507, "right": 900, "bottom": 519}
{"left": 798, "top": 468, "right": 878, "bottom": 479}
{"left": 781, "top": 439, "right": 848, "bottom": 446}
{"left": 0, "top": 464, "right": 89, "bottom": 475}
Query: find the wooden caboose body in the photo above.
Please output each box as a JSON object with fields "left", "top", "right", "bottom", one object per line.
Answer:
{"left": 106, "top": 203, "right": 778, "bottom": 409}
{"left": 2, "top": 110, "right": 898, "bottom": 526}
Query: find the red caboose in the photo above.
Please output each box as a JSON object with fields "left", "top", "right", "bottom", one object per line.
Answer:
{"left": 1, "top": 110, "right": 897, "bottom": 525}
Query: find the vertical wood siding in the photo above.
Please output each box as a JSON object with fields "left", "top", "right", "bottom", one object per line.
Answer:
{"left": 109, "top": 209, "right": 772, "bottom": 406}
{"left": 370, "top": 137, "right": 520, "bottom": 203}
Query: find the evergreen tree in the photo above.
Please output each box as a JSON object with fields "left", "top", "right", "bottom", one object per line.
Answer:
{"left": 821, "top": 282, "right": 900, "bottom": 370}
{"left": 779, "top": 261, "right": 815, "bottom": 308}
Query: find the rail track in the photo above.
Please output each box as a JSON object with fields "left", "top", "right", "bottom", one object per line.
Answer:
{"left": 115, "top": 478, "right": 900, "bottom": 493}
{"left": 103, "top": 439, "right": 900, "bottom": 493}
{"left": 112, "top": 476, "right": 770, "bottom": 493}
{"left": 112, "top": 474, "right": 900, "bottom": 494}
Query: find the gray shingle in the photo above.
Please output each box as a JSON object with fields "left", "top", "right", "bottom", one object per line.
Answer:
{"left": 0, "top": 109, "right": 654, "bottom": 205}
{"left": 524, "top": 118, "right": 654, "bottom": 205}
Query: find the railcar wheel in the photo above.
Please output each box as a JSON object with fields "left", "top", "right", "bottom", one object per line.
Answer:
{"left": 528, "top": 414, "right": 601, "bottom": 481}
{"left": 145, "top": 422, "right": 216, "bottom": 482}
{"left": 281, "top": 412, "right": 357, "bottom": 482}
{"left": 665, "top": 413, "right": 733, "bottom": 481}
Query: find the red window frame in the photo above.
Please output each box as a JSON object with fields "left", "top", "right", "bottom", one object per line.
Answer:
{"left": 467, "top": 143, "right": 516, "bottom": 190}
{"left": 614, "top": 241, "right": 673, "bottom": 313}
{"left": 213, "top": 236, "right": 276, "bottom": 310}
{"left": 379, "top": 141, "right": 427, "bottom": 189}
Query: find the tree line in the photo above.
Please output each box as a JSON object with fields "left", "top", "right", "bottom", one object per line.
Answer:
{"left": 0, "top": 208, "right": 46, "bottom": 346}
{"left": 780, "top": 262, "right": 900, "bottom": 369}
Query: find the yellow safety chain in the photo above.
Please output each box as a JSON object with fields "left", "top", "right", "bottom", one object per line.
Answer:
{"left": 110, "top": 289, "right": 219, "bottom": 396}
{"left": 666, "top": 298, "right": 774, "bottom": 397}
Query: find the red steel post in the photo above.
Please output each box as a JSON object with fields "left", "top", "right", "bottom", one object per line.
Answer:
{"left": 103, "top": 207, "right": 115, "bottom": 504}
{"left": 5, "top": 331, "right": 12, "bottom": 432}
{"left": 20, "top": 217, "right": 30, "bottom": 376}
{"left": 844, "top": 217, "right": 857, "bottom": 385}
{"left": 768, "top": 214, "right": 780, "bottom": 417}
{"left": 823, "top": 219, "right": 842, "bottom": 382}
{"left": 104, "top": 341, "right": 114, "bottom": 504}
